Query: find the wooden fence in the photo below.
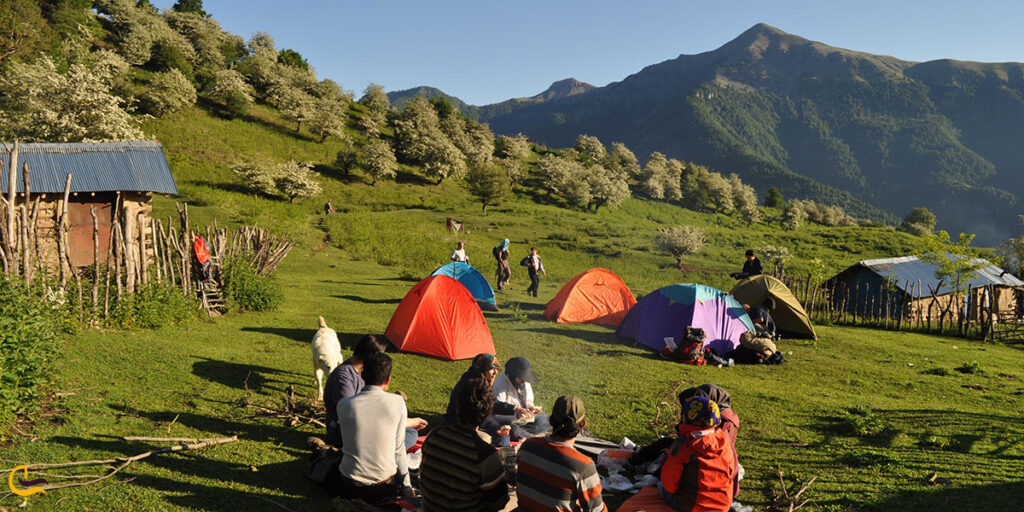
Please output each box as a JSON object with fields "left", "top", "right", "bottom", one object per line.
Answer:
{"left": 778, "top": 272, "right": 1023, "bottom": 342}
{"left": 1, "top": 153, "right": 292, "bottom": 322}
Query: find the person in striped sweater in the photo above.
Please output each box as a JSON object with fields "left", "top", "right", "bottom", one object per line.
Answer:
{"left": 420, "top": 377, "right": 510, "bottom": 511}
{"left": 516, "top": 395, "right": 605, "bottom": 512}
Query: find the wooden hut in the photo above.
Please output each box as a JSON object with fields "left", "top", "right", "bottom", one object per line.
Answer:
{"left": 0, "top": 141, "right": 177, "bottom": 273}
{"left": 826, "top": 255, "right": 1023, "bottom": 322}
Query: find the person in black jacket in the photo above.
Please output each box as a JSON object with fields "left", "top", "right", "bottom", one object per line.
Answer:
{"left": 730, "top": 249, "right": 763, "bottom": 280}
{"left": 443, "top": 354, "right": 508, "bottom": 425}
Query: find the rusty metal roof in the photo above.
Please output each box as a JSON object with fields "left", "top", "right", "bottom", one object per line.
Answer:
{"left": 837, "top": 255, "right": 1024, "bottom": 295}
{"left": 0, "top": 141, "right": 178, "bottom": 195}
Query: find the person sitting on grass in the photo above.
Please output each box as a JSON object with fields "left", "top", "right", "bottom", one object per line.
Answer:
{"left": 729, "top": 250, "right": 762, "bottom": 280}
{"left": 336, "top": 352, "right": 415, "bottom": 502}
{"left": 420, "top": 377, "right": 511, "bottom": 512}
{"left": 743, "top": 299, "right": 777, "bottom": 339}
{"left": 658, "top": 396, "right": 737, "bottom": 512}
{"left": 492, "top": 356, "right": 547, "bottom": 438}
{"left": 516, "top": 395, "right": 605, "bottom": 512}
{"left": 444, "top": 353, "right": 507, "bottom": 425}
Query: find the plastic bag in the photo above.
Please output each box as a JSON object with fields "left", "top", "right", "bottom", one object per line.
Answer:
{"left": 601, "top": 473, "right": 633, "bottom": 492}
{"left": 633, "top": 474, "right": 659, "bottom": 489}
{"left": 730, "top": 501, "right": 753, "bottom": 512}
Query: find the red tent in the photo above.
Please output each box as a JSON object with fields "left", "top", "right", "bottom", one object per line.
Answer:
{"left": 385, "top": 275, "right": 495, "bottom": 360}
{"left": 544, "top": 268, "right": 637, "bottom": 326}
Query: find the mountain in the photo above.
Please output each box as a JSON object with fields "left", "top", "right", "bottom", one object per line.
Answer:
{"left": 387, "top": 86, "right": 479, "bottom": 118}
{"left": 466, "top": 23, "right": 1023, "bottom": 242}
{"left": 387, "top": 78, "right": 597, "bottom": 124}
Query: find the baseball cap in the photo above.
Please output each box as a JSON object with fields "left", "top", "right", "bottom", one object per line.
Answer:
{"left": 504, "top": 357, "right": 538, "bottom": 384}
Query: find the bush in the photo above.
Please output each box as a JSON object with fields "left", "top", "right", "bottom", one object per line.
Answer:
{"left": 223, "top": 259, "right": 282, "bottom": 311}
{"left": 0, "top": 279, "right": 73, "bottom": 425}
{"left": 108, "top": 282, "right": 198, "bottom": 329}
{"left": 139, "top": 68, "right": 197, "bottom": 116}
{"left": 655, "top": 226, "right": 706, "bottom": 269}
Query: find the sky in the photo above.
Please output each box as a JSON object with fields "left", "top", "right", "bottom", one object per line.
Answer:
{"left": 155, "top": 0, "right": 1023, "bottom": 105}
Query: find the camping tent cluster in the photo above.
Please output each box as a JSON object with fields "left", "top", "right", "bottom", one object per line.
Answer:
{"left": 382, "top": 262, "right": 817, "bottom": 361}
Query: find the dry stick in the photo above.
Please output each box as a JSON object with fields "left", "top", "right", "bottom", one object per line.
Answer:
{"left": 91, "top": 206, "right": 99, "bottom": 322}
{"left": 152, "top": 218, "right": 162, "bottom": 283}
{"left": 5, "top": 142, "right": 18, "bottom": 274}
{"left": 21, "top": 162, "right": 31, "bottom": 285}
{"left": 93, "top": 435, "right": 211, "bottom": 443}
{"left": 114, "top": 222, "right": 123, "bottom": 302}
{"left": 138, "top": 213, "right": 148, "bottom": 285}
{"left": 103, "top": 224, "right": 114, "bottom": 318}
{"left": 0, "top": 436, "right": 237, "bottom": 492}
{"left": 56, "top": 174, "right": 72, "bottom": 291}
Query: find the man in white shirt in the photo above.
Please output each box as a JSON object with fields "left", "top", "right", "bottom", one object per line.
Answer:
{"left": 450, "top": 241, "right": 469, "bottom": 263}
{"left": 337, "top": 352, "right": 414, "bottom": 502}
{"left": 492, "top": 357, "right": 547, "bottom": 439}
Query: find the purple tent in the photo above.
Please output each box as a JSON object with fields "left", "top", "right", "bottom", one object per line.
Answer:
{"left": 616, "top": 283, "right": 755, "bottom": 355}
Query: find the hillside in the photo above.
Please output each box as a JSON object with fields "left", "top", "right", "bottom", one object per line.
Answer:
{"left": 389, "top": 78, "right": 597, "bottom": 122}
{"left": 395, "top": 23, "right": 1024, "bottom": 243}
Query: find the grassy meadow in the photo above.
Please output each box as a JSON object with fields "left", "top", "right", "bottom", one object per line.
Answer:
{"left": 1, "top": 106, "right": 1022, "bottom": 512}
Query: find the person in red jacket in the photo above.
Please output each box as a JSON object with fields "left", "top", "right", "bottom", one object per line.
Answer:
{"left": 658, "top": 396, "right": 737, "bottom": 512}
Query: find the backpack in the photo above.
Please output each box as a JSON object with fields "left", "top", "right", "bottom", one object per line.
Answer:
{"left": 664, "top": 327, "right": 706, "bottom": 366}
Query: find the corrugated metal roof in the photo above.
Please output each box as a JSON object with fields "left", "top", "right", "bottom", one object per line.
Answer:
{"left": 0, "top": 141, "right": 178, "bottom": 195}
{"left": 853, "top": 254, "right": 1024, "bottom": 294}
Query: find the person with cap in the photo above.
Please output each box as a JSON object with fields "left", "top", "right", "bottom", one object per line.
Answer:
{"left": 743, "top": 299, "right": 777, "bottom": 339}
{"left": 493, "top": 357, "right": 543, "bottom": 416}
{"left": 730, "top": 250, "right": 763, "bottom": 280}
{"left": 658, "top": 396, "right": 737, "bottom": 512}
{"left": 493, "top": 239, "right": 511, "bottom": 290}
{"left": 443, "top": 353, "right": 508, "bottom": 426}
{"left": 516, "top": 395, "right": 605, "bottom": 512}
{"left": 419, "top": 377, "right": 511, "bottom": 512}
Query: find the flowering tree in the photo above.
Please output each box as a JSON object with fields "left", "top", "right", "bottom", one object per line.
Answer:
{"left": 140, "top": 68, "right": 197, "bottom": 116}
{"left": 232, "top": 160, "right": 320, "bottom": 201}
{"left": 655, "top": 226, "right": 706, "bottom": 269}
{"left": 361, "top": 138, "right": 398, "bottom": 185}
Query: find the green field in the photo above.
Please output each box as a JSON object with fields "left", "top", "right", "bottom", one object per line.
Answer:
{"left": 2, "top": 106, "right": 1022, "bottom": 512}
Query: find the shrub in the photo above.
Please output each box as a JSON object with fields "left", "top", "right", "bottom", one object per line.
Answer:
{"left": 223, "top": 259, "right": 283, "bottom": 311}
{"left": 655, "top": 226, "right": 706, "bottom": 269}
{"left": 108, "top": 282, "right": 198, "bottom": 329}
{"left": 139, "top": 68, "right": 197, "bottom": 116}
{"left": 955, "top": 361, "right": 983, "bottom": 374}
{"left": 0, "top": 279, "right": 66, "bottom": 425}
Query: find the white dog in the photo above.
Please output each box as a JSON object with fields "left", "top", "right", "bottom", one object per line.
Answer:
{"left": 311, "top": 316, "right": 343, "bottom": 401}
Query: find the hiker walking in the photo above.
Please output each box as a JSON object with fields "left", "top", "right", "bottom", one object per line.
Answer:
{"left": 451, "top": 241, "right": 469, "bottom": 263}
{"left": 521, "top": 247, "right": 546, "bottom": 298}
{"left": 493, "top": 239, "right": 511, "bottom": 290}
{"left": 324, "top": 201, "right": 335, "bottom": 215}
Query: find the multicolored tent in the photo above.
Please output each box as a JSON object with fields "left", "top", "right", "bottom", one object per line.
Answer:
{"left": 384, "top": 275, "right": 495, "bottom": 360}
{"left": 616, "top": 283, "right": 755, "bottom": 355}
{"left": 431, "top": 262, "right": 498, "bottom": 311}
{"left": 544, "top": 268, "right": 636, "bottom": 326}
{"left": 731, "top": 274, "right": 817, "bottom": 339}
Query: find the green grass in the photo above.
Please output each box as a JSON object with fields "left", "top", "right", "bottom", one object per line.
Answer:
{"left": 2, "top": 105, "right": 1021, "bottom": 511}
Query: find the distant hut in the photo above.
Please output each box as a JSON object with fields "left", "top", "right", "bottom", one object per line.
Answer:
{"left": 0, "top": 141, "right": 177, "bottom": 271}
{"left": 826, "top": 255, "right": 1023, "bottom": 321}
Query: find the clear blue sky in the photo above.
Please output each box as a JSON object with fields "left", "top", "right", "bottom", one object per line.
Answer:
{"left": 156, "top": 0, "right": 1022, "bottom": 105}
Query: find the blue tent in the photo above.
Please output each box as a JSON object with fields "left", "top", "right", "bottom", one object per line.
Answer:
{"left": 431, "top": 262, "right": 498, "bottom": 311}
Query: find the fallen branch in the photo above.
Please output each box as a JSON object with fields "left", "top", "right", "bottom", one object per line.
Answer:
{"left": 0, "top": 435, "right": 237, "bottom": 493}
{"left": 770, "top": 465, "right": 817, "bottom": 512}
{"left": 92, "top": 434, "right": 211, "bottom": 443}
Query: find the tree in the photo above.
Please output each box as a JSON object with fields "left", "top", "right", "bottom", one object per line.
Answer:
{"left": 575, "top": 134, "right": 606, "bottom": 165}
{"left": 392, "top": 96, "right": 467, "bottom": 182}
{"left": 206, "top": 68, "right": 253, "bottom": 116}
{"left": 0, "top": 53, "right": 144, "bottom": 142}
{"left": 702, "top": 171, "right": 734, "bottom": 214}
{"left": 269, "top": 83, "right": 315, "bottom": 132}
{"left": 605, "top": 142, "right": 641, "bottom": 180}
{"left": 277, "top": 48, "right": 308, "bottom": 69}
{"left": 360, "top": 83, "right": 390, "bottom": 115}
{"left": 730, "top": 174, "right": 760, "bottom": 225}
{"left": 640, "top": 152, "right": 668, "bottom": 199}
{"left": 587, "top": 164, "right": 630, "bottom": 212}
{"left": 495, "top": 134, "right": 531, "bottom": 161}
{"left": 308, "top": 96, "right": 349, "bottom": 142}
{"left": 0, "top": 0, "right": 46, "bottom": 65}
{"left": 171, "top": 0, "right": 206, "bottom": 16}
{"left": 361, "top": 138, "right": 397, "bottom": 185}
{"left": 536, "top": 154, "right": 588, "bottom": 206}
{"left": 782, "top": 200, "right": 807, "bottom": 231}
{"left": 465, "top": 163, "right": 511, "bottom": 213}
{"left": 139, "top": 68, "right": 197, "bottom": 116}
{"left": 918, "top": 231, "right": 986, "bottom": 333}
{"left": 759, "top": 244, "right": 791, "bottom": 278}
{"left": 902, "top": 207, "right": 937, "bottom": 236}
{"left": 995, "top": 236, "right": 1024, "bottom": 278}
{"left": 232, "top": 159, "right": 320, "bottom": 201}
{"left": 764, "top": 186, "right": 784, "bottom": 208}
{"left": 655, "top": 226, "right": 706, "bottom": 269}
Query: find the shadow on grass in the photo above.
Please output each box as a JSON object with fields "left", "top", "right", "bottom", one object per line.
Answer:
{"left": 872, "top": 481, "right": 1024, "bottom": 512}
{"left": 192, "top": 357, "right": 305, "bottom": 393}
{"left": 190, "top": 180, "right": 253, "bottom": 196}
{"left": 241, "top": 326, "right": 315, "bottom": 344}
{"left": 332, "top": 294, "right": 401, "bottom": 305}
{"left": 50, "top": 429, "right": 328, "bottom": 512}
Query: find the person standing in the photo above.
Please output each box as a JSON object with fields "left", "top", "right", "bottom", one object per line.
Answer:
{"left": 451, "top": 241, "right": 470, "bottom": 263}
{"left": 521, "top": 247, "right": 546, "bottom": 298}
{"left": 516, "top": 395, "right": 605, "bottom": 512}
{"left": 493, "top": 239, "right": 511, "bottom": 290}
{"left": 419, "top": 378, "right": 511, "bottom": 512}
{"left": 336, "top": 353, "right": 415, "bottom": 502}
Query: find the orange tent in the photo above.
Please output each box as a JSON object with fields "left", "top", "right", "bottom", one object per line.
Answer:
{"left": 544, "top": 268, "right": 637, "bottom": 326}
{"left": 385, "top": 275, "right": 495, "bottom": 360}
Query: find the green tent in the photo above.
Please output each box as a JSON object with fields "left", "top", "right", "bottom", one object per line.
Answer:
{"left": 731, "top": 275, "right": 817, "bottom": 339}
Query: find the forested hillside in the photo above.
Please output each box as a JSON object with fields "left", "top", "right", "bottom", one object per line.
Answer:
{"left": 394, "top": 23, "right": 1024, "bottom": 244}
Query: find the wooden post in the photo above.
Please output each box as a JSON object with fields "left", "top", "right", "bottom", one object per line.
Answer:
{"left": 5, "top": 141, "right": 18, "bottom": 272}
{"left": 21, "top": 162, "right": 31, "bottom": 286}
{"left": 56, "top": 173, "right": 72, "bottom": 291}
{"left": 91, "top": 205, "right": 100, "bottom": 321}
{"left": 114, "top": 221, "right": 123, "bottom": 302}
{"left": 104, "top": 224, "right": 114, "bottom": 318}
{"left": 138, "top": 212, "right": 149, "bottom": 285}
